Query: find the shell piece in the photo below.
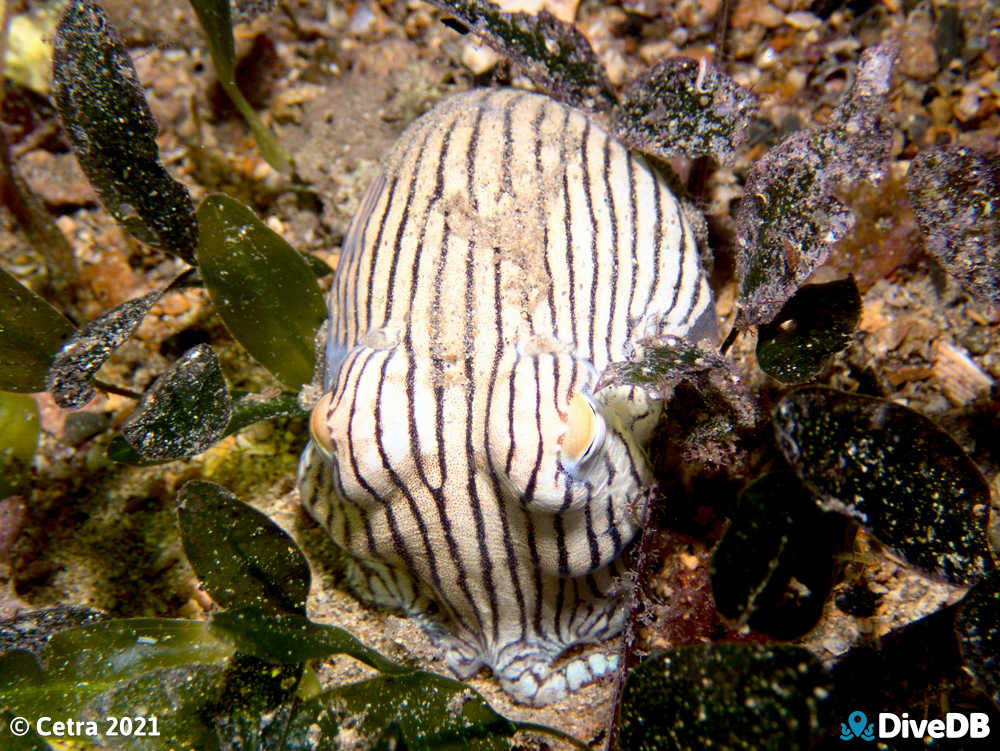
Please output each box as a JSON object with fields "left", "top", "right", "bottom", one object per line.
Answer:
{"left": 298, "top": 88, "right": 717, "bottom": 705}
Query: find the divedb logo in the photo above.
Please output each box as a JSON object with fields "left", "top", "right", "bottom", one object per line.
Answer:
{"left": 839, "top": 710, "right": 991, "bottom": 741}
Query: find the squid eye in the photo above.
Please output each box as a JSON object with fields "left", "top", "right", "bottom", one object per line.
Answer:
{"left": 561, "top": 391, "right": 607, "bottom": 475}
{"left": 310, "top": 392, "right": 335, "bottom": 459}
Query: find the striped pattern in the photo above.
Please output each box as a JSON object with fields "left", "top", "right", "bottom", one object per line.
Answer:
{"left": 299, "top": 88, "right": 716, "bottom": 706}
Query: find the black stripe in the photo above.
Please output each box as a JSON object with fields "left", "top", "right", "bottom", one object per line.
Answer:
{"left": 627, "top": 155, "right": 639, "bottom": 332}
{"left": 350, "top": 172, "right": 395, "bottom": 341}
{"left": 373, "top": 350, "right": 444, "bottom": 593}
{"left": 485, "top": 261, "right": 529, "bottom": 644}
{"left": 360, "top": 175, "right": 400, "bottom": 338}
{"left": 330, "top": 346, "right": 362, "bottom": 413}
{"left": 464, "top": 420, "right": 500, "bottom": 642}
{"left": 663, "top": 179, "right": 686, "bottom": 323}
{"left": 521, "top": 355, "right": 547, "bottom": 639}
{"left": 406, "top": 112, "right": 459, "bottom": 490}
{"left": 554, "top": 575, "right": 567, "bottom": 643}
{"left": 466, "top": 98, "right": 486, "bottom": 214}
{"left": 566, "top": 577, "right": 581, "bottom": 636}
{"left": 620, "top": 427, "right": 646, "bottom": 511}
{"left": 606, "top": 483, "right": 623, "bottom": 557}
{"left": 580, "top": 119, "right": 600, "bottom": 362}
{"left": 674, "top": 215, "right": 702, "bottom": 329}
{"left": 328, "top": 453, "right": 359, "bottom": 551}
{"left": 383, "top": 126, "right": 436, "bottom": 322}
{"left": 602, "top": 133, "right": 620, "bottom": 360}
{"left": 560, "top": 107, "right": 577, "bottom": 353}
{"left": 338, "top": 172, "right": 386, "bottom": 349}
{"left": 504, "top": 351, "right": 520, "bottom": 477}
{"left": 425, "top": 216, "right": 484, "bottom": 636}
{"left": 344, "top": 349, "right": 397, "bottom": 559}
{"left": 532, "top": 97, "right": 546, "bottom": 173}
{"left": 501, "top": 92, "right": 520, "bottom": 195}
{"left": 585, "top": 487, "right": 601, "bottom": 571}
{"left": 584, "top": 573, "right": 602, "bottom": 600}
{"left": 532, "top": 100, "right": 559, "bottom": 341}
{"left": 557, "top": 485, "right": 572, "bottom": 571}
{"left": 459, "top": 99, "right": 499, "bottom": 638}
{"left": 430, "top": 187, "right": 451, "bottom": 484}
{"left": 643, "top": 166, "right": 663, "bottom": 322}
{"left": 485, "top": 91, "right": 530, "bottom": 639}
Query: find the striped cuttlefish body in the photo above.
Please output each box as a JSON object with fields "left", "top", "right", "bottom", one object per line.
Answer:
{"left": 299, "top": 88, "right": 717, "bottom": 706}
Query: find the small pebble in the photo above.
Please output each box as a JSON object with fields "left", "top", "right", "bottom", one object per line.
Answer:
{"left": 959, "top": 325, "right": 990, "bottom": 355}
{"left": 253, "top": 159, "right": 274, "bottom": 182}
{"left": 601, "top": 48, "right": 628, "bottom": 87}
{"left": 265, "top": 215, "right": 286, "bottom": 235}
{"left": 638, "top": 39, "right": 678, "bottom": 65}
{"left": 928, "top": 96, "right": 953, "bottom": 125}
{"left": 755, "top": 47, "right": 779, "bottom": 69}
{"left": 756, "top": 3, "right": 786, "bottom": 28}
{"left": 727, "top": 23, "right": 767, "bottom": 60}
{"left": 730, "top": 0, "right": 758, "bottom": 30}
{"left": 461, "top": 40, "right": 501, "bottom": 75}
{"left": 158, "top": 292, "right": 191, "bottom": 317}
{"left": 403, "top": 8, "right": 432, "bottom": 37}
{"left": 784, "top": 68, "right": 807, "bottom": 93}
{"left": 61, "top": 412, "right": 111, "bottom": 446}
{"left": 784, "top": 11, "right": 820, "bottom": 30}
{"left": 55, "top": 215, "right": 77, "bottom": 235}
{"left": 622, "top": 0, "right": 661, "bottom": 17}
{"left": 898, "top": 12, "right": 939, "bottom": 81}
{"left": 16, "top": 151, "right": 97, "bottom": 208}
{"left": 493, "top": 0, "right": 581, "bottom": 23}
{"left": 347, "top": 0, "right": 380, "bottom": 36}
{"left": 954, "top": 88, "right": 987, "bottom": 123}
{"left": 902, "top": 113, "right": 932, "bottom": 145}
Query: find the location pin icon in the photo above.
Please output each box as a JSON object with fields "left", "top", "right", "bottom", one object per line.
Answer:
{"left": 848, "top": 711, "right": 868, "bottom": 738}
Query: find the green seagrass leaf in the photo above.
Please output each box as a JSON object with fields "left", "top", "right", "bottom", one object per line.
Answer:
{"left": 735, "top": 44, "right": 895, "bottom": 328}
{"left": 278, "top": 672, "right": 516, "bottom": 750}
{"left": 0, "top": 268, "right": 75, "bottom": 393}
{"left": 108, "top": 390, "right": 305, "bottom": 465}
{"left": 710, "top": 473, "right": 848, "bottom": 640}
{"left": 756, "top": 277, "right": 861, "bottom": 384}
{"left": 52, "top": 0, "right": 198, "bottom": 260}
{"left": 773, "top": 387, "right": 994, "bottom": 585}
{"left": 120, "top": 344, "right": 231, "bottom": 460}
{"left": 956, "top": 570, "right": 1000, "bottom": 707}
{"left": 620, "top": 644, "right": 832, "bottom": 750}
{"left": 187, "top": 0, "right": 290, "bottom": 172}
{"left": 426, "top": 0, "right": 616, "bottom": 112}
{"left": 907, "top": 145, "right": 1000, "bottom": 304}
{"left": 0, "top": 618, "right": 232, "bottom": 720}
{"left": 196, "top": 195, "right": 327, "bottom": 391}
{"left": 209, "top": 610, "right": 586, "bottom": 749}
{"left": 177, "top": 481, "right": 310, "bottom": 615}
{"left": 0, "top": 392, "right": 40, "bottom": 498}
{"left": 210, "top": 608, "right": 406, "bottom": 674}
{"left": 612, "top": 57, "right": 757, "bottom": 164}
{"left": 46, "top": 289, "right": 164, "bottom": 409}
